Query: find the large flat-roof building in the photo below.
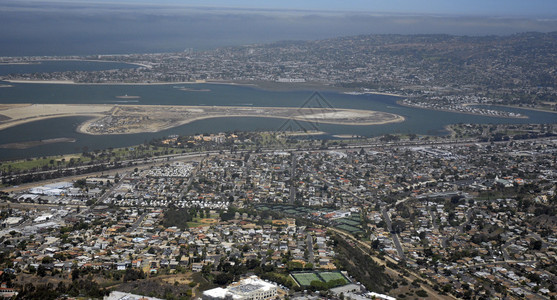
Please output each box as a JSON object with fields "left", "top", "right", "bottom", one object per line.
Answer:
{"left": 202, "top": 276, "right": 278, "bottom": 300}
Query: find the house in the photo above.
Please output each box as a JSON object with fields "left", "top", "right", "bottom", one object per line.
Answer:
{"left": 0, "top": 283, "right": 18, "bottom": 299}
{"left": 116, "top": 263, "right": 127, "bottom": 271}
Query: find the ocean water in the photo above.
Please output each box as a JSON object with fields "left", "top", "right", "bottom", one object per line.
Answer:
{"left": 2, "top": 2, "right": 556, "bottom": 57}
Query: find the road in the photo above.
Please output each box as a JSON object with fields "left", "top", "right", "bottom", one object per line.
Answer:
{"left": 381, "top": 207, "right": 406, "bottom": 261}
{"left": 0, "top": 135, "right": 496, "bottom": 191}
{"left": 128, "top": 211, "right": 148, "bottom": 233}
{"left": 428, "top": 206, "right": 449, "bottom": 248}
{"left": 306, "top": 234, "right": 314, "bottom": 265}
{"left": 289, "top": 153, "right": 296, "bottom": 205}
{"left": 178, "top": 158, "right": 204, "bottom": 201}
{"left": 1, "top": 152, "right": 208, "bottom": 193}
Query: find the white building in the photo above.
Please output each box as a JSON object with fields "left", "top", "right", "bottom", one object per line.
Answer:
{"left": 202, "top": 276, "right": 278, "bottom": 300}
{"left": 104, "top": 291, "right": 163, "bottom": 300}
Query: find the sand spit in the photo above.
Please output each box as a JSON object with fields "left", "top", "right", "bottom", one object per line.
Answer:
{"left": 0, "top": 104, "right": 113, "bottom": 131}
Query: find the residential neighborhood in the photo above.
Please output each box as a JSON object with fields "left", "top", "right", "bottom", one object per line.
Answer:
{"left": 0, "top": 129, "right": 555, "bottom": 299}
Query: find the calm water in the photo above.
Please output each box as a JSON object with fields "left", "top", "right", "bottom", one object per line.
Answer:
{"left": 0, "top": 62, "right": 556, "bottom": 160}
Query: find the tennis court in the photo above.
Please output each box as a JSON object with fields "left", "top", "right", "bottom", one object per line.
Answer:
{"left": 292, "top": 272, "right": 321, "bottom": 286}
{"left": 318, "top": 271, "right": 348, "bottom": 284}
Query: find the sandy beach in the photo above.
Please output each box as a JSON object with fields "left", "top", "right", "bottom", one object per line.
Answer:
{"left": 4, "top": 80, "right": 77, "bottom": 84}
{"left": 363, "top": 91, "right": 404, "bottom": 97}
{"left": 0, "top": 103, "right": 113, "bottom": 131}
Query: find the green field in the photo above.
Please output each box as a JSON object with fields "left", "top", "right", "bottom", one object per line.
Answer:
{"left": 292, "top": 271, "right": 348, "bottom": 287}
{"left": 336, "top": 219, "right": 360, "bottom": 226}
{"left": 318, "top": 271, "right": 348, "bottom": 284}
{"left": 291, "top": 273, "right": 321, "bottom": 286}
{"left": 335, "top": 224, "right": 363, "bottom": 234}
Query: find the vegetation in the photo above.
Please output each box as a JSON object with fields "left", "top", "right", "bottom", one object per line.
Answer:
{"left": 332, "top": 234, "right": 391, "bottom": 293}
{"left": 162, "top": 208, "right": 193, "bottom": 230}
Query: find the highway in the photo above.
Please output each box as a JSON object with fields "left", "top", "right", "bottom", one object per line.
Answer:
{"left": 4, "top": 135, "right": 553, "bottom": 194}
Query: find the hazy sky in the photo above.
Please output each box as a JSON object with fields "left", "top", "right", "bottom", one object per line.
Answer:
{"left": 1, "top": 0, "right": 557, "bottom": 56}
{"left": 38, "top": 0, "right": 557, "bottom": 17}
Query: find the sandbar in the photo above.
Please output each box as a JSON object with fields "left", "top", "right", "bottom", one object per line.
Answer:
{"left": 116, "top": 95, "right": 141, "bottom": 99}
{"left": 0, "top": 138, "right": 76, "bottom": 149}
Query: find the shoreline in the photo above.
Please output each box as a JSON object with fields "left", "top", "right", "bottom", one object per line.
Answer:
{"left": 332, "top": 134, "right": 365, "bottom": 139}
{"left": 397, "top": 100, "right": 529, "bottom": 119}
{"left": 0, "top": 62, "right": 41, "bottom": 65}
{"left": 362, "top": 91, "right": 404, "bottom": 97}
{"left": 1, "top": 78, "right": 404, "bottom": 97}
{"left": 0, "top": 58, "right": 150, "bottom": 69}
{"left": 472, "top": 103, "right": 557, "bottom": 115}
{"left": 3, "top": 79, "right": 196, "bottom": 86}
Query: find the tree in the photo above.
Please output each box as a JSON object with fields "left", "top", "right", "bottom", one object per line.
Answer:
{"left": 214, "top": 273, "right": 234, "bottom": 285}
{"left": 73, "top": 179, "right": 87, "bottom": 189}
{"left": 416, "top": 290, "right": 428, "bottom": 297}
{"left": 71, "top": 268, "right": 80, "bottom": 281}
{"left": 37, "top": 265, "right": 47, "bottom": 277}
{"left": 41, "top": 256, "right": 54, "bottom": 264}
{"left": 201, "top": 263, "right": 212, "bottom": 275}
{"left": 530, "top": 240, "right": 542, "bottom": 251}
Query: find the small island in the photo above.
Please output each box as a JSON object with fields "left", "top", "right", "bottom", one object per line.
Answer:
{"left": 116, "top": 94, "right": 141, "bottom": 99}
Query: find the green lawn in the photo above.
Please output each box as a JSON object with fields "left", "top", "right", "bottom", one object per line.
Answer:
{"left": 0, "top": 154, "right": 91, "bottom": 172}
{"left": 0, "top": 145, "right": 182, "bottom": 174}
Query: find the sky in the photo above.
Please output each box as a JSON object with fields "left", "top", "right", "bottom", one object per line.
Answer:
{"left": 1, "top": 0, "right": 557, "bottom": 56}
{"left": 38, "top": 0, "right": 557, "bottom": 17}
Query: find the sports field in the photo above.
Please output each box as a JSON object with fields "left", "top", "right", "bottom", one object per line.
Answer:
{"left": 292, "top": 271, "right": 349, "bottom": 287}
{"left": 291, "top": 273, "right": 321, "bottom": 286}
{"left": 318, "top": 271, "right": 348, "bottom": 284}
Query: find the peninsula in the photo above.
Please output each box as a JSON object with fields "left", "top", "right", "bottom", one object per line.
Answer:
{"left": 0, "top": 104, "right": 404, "bottom": 135}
